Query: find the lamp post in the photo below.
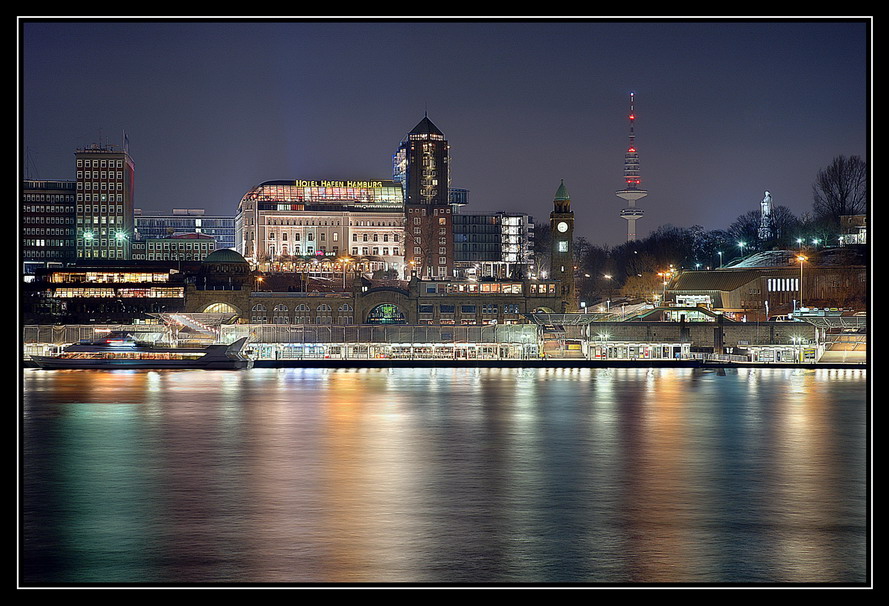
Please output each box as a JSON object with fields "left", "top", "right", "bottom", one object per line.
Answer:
{"left": 797, "top": 254, "right": 807, "bottom": 311}
{"left": 340, "top": 256, "right": 351, "bottom": 290}
{"left": 657, "top": 266, "right": 674, "bottom": 304}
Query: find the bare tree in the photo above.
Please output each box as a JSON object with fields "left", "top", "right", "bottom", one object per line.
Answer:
{"left": 405, "top": 212, "right": 448, "bottom": 278}
{"left": 620, "top": 272, "right": 663, "bottom": 303}
{"left": 812, "top": 155, "right": 868, "bottom": 228}
{"left": 532, "top": 223, "right": 551, "bottom": 276}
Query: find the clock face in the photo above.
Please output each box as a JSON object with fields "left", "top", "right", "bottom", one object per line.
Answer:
{"left": 557, "top": 221, "right": 568, "bottom": 233}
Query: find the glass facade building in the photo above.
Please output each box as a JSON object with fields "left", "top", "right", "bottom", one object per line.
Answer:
{"left": 453, "top": 211, "right": 535, "bottom": 278}
{"left": 135, "top": 208, "right": 236, "bottom": 251}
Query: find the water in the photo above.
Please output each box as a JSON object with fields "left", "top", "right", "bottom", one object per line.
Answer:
{"left": 21, "top": 366, "right": 869, "bottom": 586}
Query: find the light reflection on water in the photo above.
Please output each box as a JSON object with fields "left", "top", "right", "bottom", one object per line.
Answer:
{"left": 21, "top": 367, "right": 868, "bottom": 585}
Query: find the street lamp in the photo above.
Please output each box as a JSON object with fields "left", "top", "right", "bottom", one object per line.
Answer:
{"left": 657, "top": 266, "right": 674, "bottom": 303}
{"left": 717, "top": 251, "right": 723, "bottom": 267}
{"left": 339, "top": 256, "right": 351, "bottom": 290}
{"left": 796, "top": 254, "right": 807, "bottom": 310}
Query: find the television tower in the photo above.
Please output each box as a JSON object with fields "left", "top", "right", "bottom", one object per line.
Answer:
{"left": 616, "top": 92, "right": 647, "bottom": 241}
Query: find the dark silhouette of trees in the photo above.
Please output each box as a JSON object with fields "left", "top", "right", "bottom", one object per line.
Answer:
{"left": 812, "top": 154, "right": 867, "bottom": 230}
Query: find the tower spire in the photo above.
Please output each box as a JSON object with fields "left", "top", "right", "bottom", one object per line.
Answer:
{"left": 616, "top": 92, "right": 647, "bottom": 241}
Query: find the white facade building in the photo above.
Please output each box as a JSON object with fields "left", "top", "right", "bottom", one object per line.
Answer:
{"left": 235, "top": 179, "right": 405, "bottom": 274}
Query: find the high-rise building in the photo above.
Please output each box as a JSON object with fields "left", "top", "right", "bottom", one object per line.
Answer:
{"left": 74, "top": 141, "right": 136, "bottom": 260}
{"left": 393, "top": 114, "right": 454, "bottom": 278}
{"left": 550, "top": 180, "right": 576, "bottom": 311}
{"left": 616, "top": 92, "right": 647, "bottom": 241}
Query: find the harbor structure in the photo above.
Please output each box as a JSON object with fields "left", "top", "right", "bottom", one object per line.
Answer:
{"left": 549, "top": 180, "right": 577, "bottom": 311}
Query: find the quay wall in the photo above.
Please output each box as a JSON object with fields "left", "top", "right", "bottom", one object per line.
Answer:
{"left": 582, "top": 320, "right": 817, "bottom": 350}
{"left": 23, "top": 320, "right": 819, "bottom": 350}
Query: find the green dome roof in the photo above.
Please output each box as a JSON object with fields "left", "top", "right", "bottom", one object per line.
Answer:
{"left": 554, "top": 180, "right": 570, "bottom": 201}
{"left": 202, "top": 248, "right": 249, "bottom": 265}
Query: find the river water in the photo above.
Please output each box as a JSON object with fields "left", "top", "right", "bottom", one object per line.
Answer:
{"left": 21, "top": 366, "right": 869, "bottom": 586}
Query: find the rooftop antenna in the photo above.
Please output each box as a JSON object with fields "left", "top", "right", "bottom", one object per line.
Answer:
{"left": 24, "top": 147, "right": 40, "bottom": 180}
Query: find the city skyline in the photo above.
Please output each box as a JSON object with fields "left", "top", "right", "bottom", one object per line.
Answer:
{"left": 21, "top": 18, "right": 870, "bottom": 248}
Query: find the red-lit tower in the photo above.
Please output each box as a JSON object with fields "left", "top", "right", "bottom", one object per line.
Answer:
{"left": 616, "top": 92, "right": 647, "bottom": 241}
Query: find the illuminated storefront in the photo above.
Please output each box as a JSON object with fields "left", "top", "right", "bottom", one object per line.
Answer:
{"left": 588, "top": 341, "right": 691, "bottom": 360}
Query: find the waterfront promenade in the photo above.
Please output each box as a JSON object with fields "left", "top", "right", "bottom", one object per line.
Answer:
{"left": 22, "top": 319, "right": 866, "bottom": 370}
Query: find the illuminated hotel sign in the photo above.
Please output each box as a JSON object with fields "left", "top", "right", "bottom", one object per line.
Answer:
{"left": 293, "top": 180, "right": 387, "bottom": 188}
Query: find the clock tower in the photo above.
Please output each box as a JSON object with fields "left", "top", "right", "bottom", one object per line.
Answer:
{"left": 549, "top": 180, "right": 576, "bottom": 311}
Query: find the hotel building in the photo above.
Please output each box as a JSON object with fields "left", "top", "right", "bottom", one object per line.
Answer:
{"left": 235, "top": 179, "right": 406, "bottom": 274}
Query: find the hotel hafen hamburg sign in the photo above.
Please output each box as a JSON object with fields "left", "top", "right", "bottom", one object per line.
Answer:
{"left": 293, "top": 180, "right": 386, "bottom": 188}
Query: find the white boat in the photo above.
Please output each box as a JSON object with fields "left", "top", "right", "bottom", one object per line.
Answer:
{"left": 30, "top": 332, "right": 253, "bottom": 370}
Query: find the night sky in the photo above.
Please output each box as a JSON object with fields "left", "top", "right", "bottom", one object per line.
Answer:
{"left": 21, "top": 18, "right": 869, "bottom": 248}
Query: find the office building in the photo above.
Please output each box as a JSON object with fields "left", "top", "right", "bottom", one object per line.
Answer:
{"left": 135, "top": 208, "right": 236, "bottom": 250}
{"left": 453, "top": 211, "right": 535, "bottom": 279}
{"left": 21, "top": 179, "right": 77, "bottom": 276}
{"left": 132, "top": 232, "right": 218, "bottom": 262}
{"left": 74, "top": 142, "right": 136, "bottom": 260}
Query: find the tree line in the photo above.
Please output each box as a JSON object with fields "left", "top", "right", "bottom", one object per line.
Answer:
{"left": 533, "top": 154, "right": 867, "bottom": 305}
